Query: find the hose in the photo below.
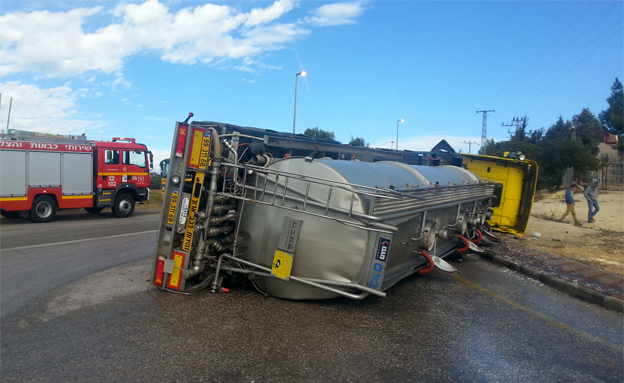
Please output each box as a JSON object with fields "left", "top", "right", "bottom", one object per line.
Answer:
{"left": 472, "top": 229, "right": 483, "bottom": 244}
{"left": 457, "top": 235, "right": 470, "bottom": 253}
{"left": 418, "top": 251, "right": 435, "bottom": 275}
{"left": 207, "top": 127, "right": 221, "bottom": 158}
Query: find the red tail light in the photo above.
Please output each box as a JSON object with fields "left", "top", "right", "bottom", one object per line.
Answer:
{"left": 176, "top": 125, "right": 188, "bottom": 158}
{"left": 154, "top": 255, "right": 166, "bottom": 287}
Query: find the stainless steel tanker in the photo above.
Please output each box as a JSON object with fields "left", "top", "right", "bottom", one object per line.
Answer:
{"left": 152, "top": 119, "right": 498, "bottom": 300}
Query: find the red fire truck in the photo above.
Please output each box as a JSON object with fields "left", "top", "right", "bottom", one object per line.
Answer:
{"left": 0, "top": 129, "right": 152, "bottom": 222}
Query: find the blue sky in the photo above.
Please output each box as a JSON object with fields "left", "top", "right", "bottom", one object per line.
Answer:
{"left": 1, "top": 0, "right": 622, "bottom": 167}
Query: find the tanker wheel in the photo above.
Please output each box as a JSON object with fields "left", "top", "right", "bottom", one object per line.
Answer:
{"left": 29, "top": 195, "right": 57, "bottom": 223}
{"left": 84, "top": 207, "right": 104, "bottom": 214}
{"left": 113, "top": 194, "right": 135, "bottom": 218}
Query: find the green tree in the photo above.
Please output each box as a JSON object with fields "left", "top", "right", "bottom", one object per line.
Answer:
{"left": 571, "top": 108, "right": 602, "bottom": 156}
{"left": 149, "top": 172, "right": 162, "bottom": 189}
{"left": 599, "top": 78, "right": 623, "bottom": 152}
{"left": 545, "top": 116, "right": 572, "bottom": 140}
{"left": 536, "top": 138, "right": 596, "bottom": 189}
{"left": 493, "top": 116, "right": 542, "bottom": 160}
{"left": 510, "top": 116, "right": 529, "bottom": 142}
{"left": 480, "top": 138, "right": 497, "bottom": 155}
{"left": 535, "top": 112, "right": 601, "bottom": 188}
{"left": 489, "top": 113, "right": 600, "bottom": 189}
{"left": 348, "top": 136, "right": 369, "bottom": 147}
{"left": 599, "top": 78, "right": 623, "bottom": 136}
{"left": 304, "top": 127, "right": 336, "bottom": 141}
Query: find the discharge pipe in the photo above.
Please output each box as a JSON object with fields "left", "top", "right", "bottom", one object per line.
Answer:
{"left": 457, "top": 235, "right": 470, "bottom": 253}
{"left": 418, "top": 251, "right": 435, "bottom": 275}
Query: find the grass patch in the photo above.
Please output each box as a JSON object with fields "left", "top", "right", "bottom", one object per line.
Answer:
{"left": 137, "top": 188, "right": 163, "bottom": 210}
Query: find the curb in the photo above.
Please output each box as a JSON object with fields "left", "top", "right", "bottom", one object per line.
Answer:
{"left": 478, "top": 251, "right": 624, "bottom": 313}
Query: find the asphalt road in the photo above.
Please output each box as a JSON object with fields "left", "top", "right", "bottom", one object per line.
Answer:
{"left": 1, "top": 211, "right": 622, "bottom": 382}
{"left": 0, "top": 209, "right": 158, "bottom": 319}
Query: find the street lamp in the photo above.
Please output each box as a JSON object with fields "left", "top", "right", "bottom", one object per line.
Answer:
{"left": 293, "top": 71, "right": 306, "bottom": 133}
{"left": 396, "top": 119, "right": 404, "bottom": 150}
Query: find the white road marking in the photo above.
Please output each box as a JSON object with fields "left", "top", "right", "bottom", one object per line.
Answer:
{"left": 0, "top": 230, "right": 157, "bottom": 252}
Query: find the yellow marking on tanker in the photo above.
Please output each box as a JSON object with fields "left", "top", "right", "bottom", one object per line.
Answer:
{"left": 167, "top": 190, "right": 179, "bottom": 225}
{"left": 182, "top": 173, "right": 204, "bottom": 252}
{"left": 271, "top": 250, "right": 293, "bottom": 280}
{"left": 167, "top": 251, "right": 185, "bottom": 289}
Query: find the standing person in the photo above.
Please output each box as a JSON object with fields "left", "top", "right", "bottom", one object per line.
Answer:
{"left": 584, "top": 179, "right": 600, "bottom": 223}
{"left": 559, "top": 184, "right": 582, "bottom": 226}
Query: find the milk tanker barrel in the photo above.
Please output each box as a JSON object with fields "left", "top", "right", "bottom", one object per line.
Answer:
{"left": 153, "top": 121, "right": 498, "bottom": 300}
{"left": 234, "top": 158, "right": 496, "bottom": 300}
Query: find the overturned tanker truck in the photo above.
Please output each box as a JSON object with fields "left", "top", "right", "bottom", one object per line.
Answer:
{"left": 152, "top": 115, "right": 500, "bottom": 300}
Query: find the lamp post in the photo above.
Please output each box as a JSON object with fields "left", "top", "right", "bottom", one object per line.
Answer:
{"left": 293, "top": 71, "right": 306, "bottom": 133}
{"left": 396, "top": 119, "right": 404, "bottom": 150}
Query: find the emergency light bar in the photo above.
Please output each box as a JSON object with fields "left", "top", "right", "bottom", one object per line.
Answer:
{"left": 112, "top": 137, "right": 136, "bottom": 143}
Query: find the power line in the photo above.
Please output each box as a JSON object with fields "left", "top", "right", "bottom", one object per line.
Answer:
{"left": 491, "top": 2, "right": 620, "bottom": 113}
{"left": 511, "top": 24, "right": 623, "bottom": 117}
{"left": 485, "top": 1, "right": 596, "bottom": 107}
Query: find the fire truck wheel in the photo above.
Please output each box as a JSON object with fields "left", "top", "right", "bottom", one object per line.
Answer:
{"left": 84, "top": 207, "right": 104, "bottom": 214}
{"left": 113, "top": 194, "right": 135, "bottom": 218}
{"left": 29, "top": 195, "right": 57, "bottom": 223}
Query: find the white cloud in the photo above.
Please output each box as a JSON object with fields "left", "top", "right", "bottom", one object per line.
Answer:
{"left": 0, "top": 0, "right": 334, "bottom": 78}
{"left": 0, "top": 0, "right": 367, "bottom": 143}
{"left": 150, "top": 148, "right": 173, "bottom": 170}
{"left": 246, "top": 0, "right": 297, "bottom": 27}
{"left": 305, "top": 2, "right": 365, "bottom": 27}
{"left": 111, "top": 76, "right": 133, "bottom": 90}
{"left": 0, "top": 7, "right": 120, "bottom": 77}
{"left": 0, "top": 81, "right": 104, "bottom": 135}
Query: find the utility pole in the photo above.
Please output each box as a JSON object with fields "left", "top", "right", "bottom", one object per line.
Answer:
{"left": 461, "top": 140, "right": 479, "bottom": 154}
{"left": 502, "top": 117, "right": 528, "bottom": 139}
{"left": 476, "top": 110, "right": 495, "bottom": 155}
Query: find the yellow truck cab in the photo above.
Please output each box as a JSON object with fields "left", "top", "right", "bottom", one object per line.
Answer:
{"left": 462, "top": 151, "right": 538, "bottom": 235}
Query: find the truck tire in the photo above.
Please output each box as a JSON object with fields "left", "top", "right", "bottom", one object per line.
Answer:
{"left": 29, "top": 195, "right": 57, "bottom": 223}
{"left": 84, "top": 207, "right": 104, "bottom": 214}
{"left": 113, "top": 194, "right": 135, "bottom": 218}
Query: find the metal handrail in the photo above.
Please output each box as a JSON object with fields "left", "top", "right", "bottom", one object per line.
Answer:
{"left": 218, "top": 162, "right": 403, "bottom": 232}
{"left": 215, "top": 254, "right": 386, "bottom": 300}
{"left": 218, "top": 162, "right": 496, "bottom": 232}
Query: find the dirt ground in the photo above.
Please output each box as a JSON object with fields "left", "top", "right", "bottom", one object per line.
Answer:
{"left": 513, "top": 188, "right": 624, "bottom": 275}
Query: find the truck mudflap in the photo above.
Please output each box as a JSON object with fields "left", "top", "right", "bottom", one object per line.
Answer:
{"left": 152, "top": 119, "right": 498, "bottom": 300}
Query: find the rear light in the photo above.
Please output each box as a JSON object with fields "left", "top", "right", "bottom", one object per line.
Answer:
{"left": 176, "top": 125, "right": 188, "bottom": 158}
{"left": 154, "top": 255, "right": 166, "bottom": 287}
